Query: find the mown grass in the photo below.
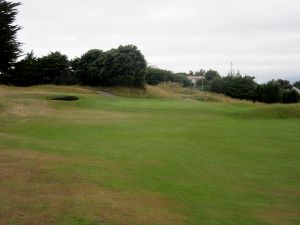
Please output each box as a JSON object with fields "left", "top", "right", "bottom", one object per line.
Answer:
{"left": 0, "top": 85, "right": 299, "bottom": 225}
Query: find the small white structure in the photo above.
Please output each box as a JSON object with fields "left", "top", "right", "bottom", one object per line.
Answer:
{"left": 187, "top": 76, "right": 205, "bottom": 89}
{"left": 292, "top": 86, "right": 300, "bottom": 94}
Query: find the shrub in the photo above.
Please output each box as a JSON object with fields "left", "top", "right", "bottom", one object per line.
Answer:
{"left": 256, "top": 80, "right": 282, "bottom": 103}
{"left": 210, "top": 77, "right": 224, "bottom": 93}
{"left": 37, "top": 51, "right": 71, "bottom": 85}
{"left": 205, "top": 69, "right": 220, "bottom": 81}
{"left": 210, "top": 75, "right": 257, "bottom": 100}
{"left": 100, "top": 45, "right": 147, "bottom": 88}
{"left": 73, "top": 45, "right": 147, "bottom": 88}
{"left": 145, "top": 67, "right": 191, "bottom": 87}
{"left": 282, "top": 89, "right": 300, "bottom": 104}
{"left": 73, "top": 49, "right": 104, "bottom": 85}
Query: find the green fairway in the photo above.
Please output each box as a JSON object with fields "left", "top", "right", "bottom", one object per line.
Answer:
{"left": 0, "top": 86, "right": 299, "bottom": 225}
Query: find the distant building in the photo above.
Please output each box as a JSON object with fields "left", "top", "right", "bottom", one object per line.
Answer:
{"left": 187, "top": 76, "right": 205, "bottom": 87}
{"left": 292, "top": 86, "right": 300, "bottom": 94}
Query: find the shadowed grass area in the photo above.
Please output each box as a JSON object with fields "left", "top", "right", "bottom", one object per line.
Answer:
{"left": 50, "top": 96, "right": 79, "bottom": 101}
{"left": 0, "top": 85, "right": 300, "bottom": 225}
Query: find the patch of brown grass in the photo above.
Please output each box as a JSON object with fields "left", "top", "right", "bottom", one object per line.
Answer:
{"left": 0, "top": 149, "right": 186, "bottom": 225}
{"left": 53, "top": 109, "right": 137, "bottom": 125}
{"left": 103, "top": 82, "right": 251, "bottom": 103}
{"left": 260, "top": 208, "right": 300, "bottom": 225}
{"left": 0, "top": 93, "right": 137, "bottom": 125}
{"left": 150, "top": 83, "right": 250, "bottom": 103}
{"left": 4, "top": 100, "right": 55, "bottom": 117}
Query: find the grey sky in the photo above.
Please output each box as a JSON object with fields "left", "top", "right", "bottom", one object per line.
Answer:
{"left": 15, "top": 0, "right": 300, "bottom": 82}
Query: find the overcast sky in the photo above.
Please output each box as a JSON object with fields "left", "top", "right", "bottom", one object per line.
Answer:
{"left": 15, "top": 0, "right": 300, "bottom": 82}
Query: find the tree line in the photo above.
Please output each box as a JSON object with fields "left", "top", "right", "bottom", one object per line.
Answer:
{"left": 4, "top": 46, "right": 147, "bottom": 88}
{"left": 147, "top": 68, "right": 299, "bottom": 103}
{"left": 0, "top": 0, "right": 299, "bottom": 103}
{"left": 210, "top": 73, "right": 300, "bottom": 104}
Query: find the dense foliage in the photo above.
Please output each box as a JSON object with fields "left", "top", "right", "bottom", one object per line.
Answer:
{"left": 256, "top": 80, "right": 282, "bottom": 103}
{"left": 72, "top": 45, "right": 147, "bottom": 88}
{"left": 223, "top": 75, "right": 257, "bottom": 100}
{"left": 205, "top": 69, "right": 220, "bottom": 81}
{"left": 210, "top": 74, "right": 257, "bottom": 100}
{"left": 5, "top": 45, "right": 147, "bottom": 88}
{"left": 255, "top": 80, "right": 299, "bottom": 104}
{"left": 72, "top": 49, "right": 104, "bottom": 85}
{"left": 10, "top": 51, "right": 72, "bottom": 86}
{"left": 37, "top": 51, "right": 71, "bottom": 85}
{"left": 282, "top": 89, "right": 300, "bottom": 104}
{"left": 0, "top": 0, "right": 21, "bottom": 79}
{"left": 9, "top": 51, "right": 39, "bottom": 86}
{"left": 145, "top": 67, "right": 191, "bottom": 87}
{"left": 100, "top": 45, "right": 147, "bottom": 88}
{"left": 277, "top": 79, "right": 292, "bottom": 89}
{"left": 209, "top": 75, "right": 299, "bottom": 104}
{"left": 210, "top": 77, "right": 224, "bottom": 94}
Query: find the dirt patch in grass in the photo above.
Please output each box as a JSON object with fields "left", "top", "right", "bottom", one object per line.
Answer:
{"left": 0, "top": 149, "right": 186, "bottom": 225}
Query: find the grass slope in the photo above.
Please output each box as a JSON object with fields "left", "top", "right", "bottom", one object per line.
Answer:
{"left": 0, "top": 85, "right": 299, "bottom": 225}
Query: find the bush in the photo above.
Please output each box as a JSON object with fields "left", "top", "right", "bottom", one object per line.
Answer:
{"left": 173, "top": 73, "right": 192, "bottom": 87}
{"left": 282, "top": 89, "right": 299, "bottom": 104}
{"left": 9, "top": 51, "right": 41, "bottom": 86}
{"left": 10, "top": 51, "right": 72, "bottom": 86}
{"left": 210, "top": 75, "right": 257, "bottom": 100}
{"left": 37, "top": 51, "right": 71, "bottom": 85}
{"left": 101, "top": 45, "right": 147, "bottom": 88}
{"left": 210, "top": 77, "right": 224, "bottom": 93}
{"left": 8, "top": 45, "right": 146, "bottom": 88}
{"left": 145, "top": 67, "right": 191, "bottom": 87}
{"left": 223, "top": 75, "right": 257, "bottom": 100}
{"left": 73, "top": 49, "right": 104, "bottom": 85}
{"left": 205, "top": 69, "right": 220, "bottom": 81}
{"left": 256, "top": 80, "right": 282, "bottom": 103}
{"left": 145, "top": 67, "right": 173, "bottom": 85}
{"left": 73, "top": 45, "right": 146, "bottom": 88}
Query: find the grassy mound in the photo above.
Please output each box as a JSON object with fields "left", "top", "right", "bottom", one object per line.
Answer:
{"left": 103, "top": 82, "right": 246, "bottom": 103}
{"left": 237, "top": 103, "right": 300, "bottom": 119}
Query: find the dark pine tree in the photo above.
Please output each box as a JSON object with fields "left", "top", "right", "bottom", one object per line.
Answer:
{"left": 0, "top": 0, "right": 22, "bottom": 82}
